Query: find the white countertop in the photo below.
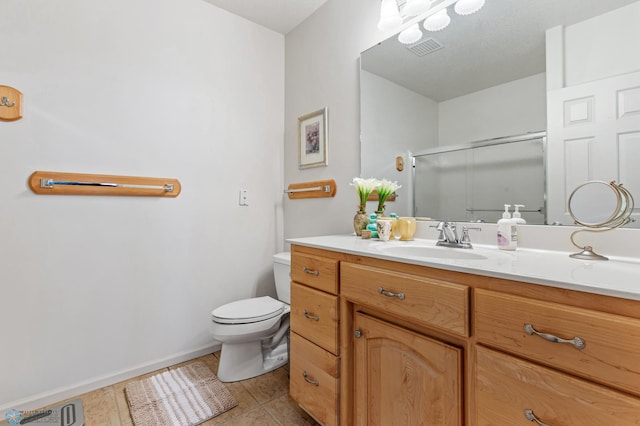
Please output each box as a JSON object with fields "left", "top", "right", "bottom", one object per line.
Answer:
{"left": 287, "top": 235, "right": 640, "bottom": 301}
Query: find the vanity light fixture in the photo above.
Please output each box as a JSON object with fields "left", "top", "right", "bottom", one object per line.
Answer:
{"left": 398, "top": 23, "right": 423, "bottom": 44}
{"left": 454, "top": 0, "right": 485, "bottom": 16}
{"left": 377, "top": 0, "right": 486, "bottom": 44}
{"left": 378, "top": 0, "right": 403, "bottom": 31}
{"left": 423, "top": 8, "right": 451, "bottom": 31}
{"left": 403, "top": 0, "right": 432, "bottom": 16}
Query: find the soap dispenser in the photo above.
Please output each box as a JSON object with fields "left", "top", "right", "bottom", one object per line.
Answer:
{"left": 512, "top": 204, "right": 526, "bottom": 224}
{"left": 497, "top": 204, "right": 516, "bottom": 251}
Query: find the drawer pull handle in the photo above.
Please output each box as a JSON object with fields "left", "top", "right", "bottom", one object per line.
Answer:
{"left": 524, "top": 409, "right": 550, "bottom": 426}
{"left": 524, "top": 324, "right": 586, "bottom": 350}
{"left": 303, "top": 267, "right": 319, "bottom": 276}
{"left": 302, "top": 371, "right": 319, "bottom": 386}
{"left": 303, "top": 310, "right": 319, "bottom": 321}
{"left": 378, "top": 286, "right": 405, "bottom": 300}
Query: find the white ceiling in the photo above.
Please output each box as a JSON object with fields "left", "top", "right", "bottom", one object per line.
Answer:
{"left": 201, "top": 0, "right": 329, "bottom": 34}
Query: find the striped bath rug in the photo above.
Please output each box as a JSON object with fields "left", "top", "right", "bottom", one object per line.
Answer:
{"left": 125, "top": 362, "right": 238, "bottom": 426}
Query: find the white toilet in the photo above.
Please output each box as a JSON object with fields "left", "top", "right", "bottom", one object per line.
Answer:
{"left": 210, "top": 252, "right": 291, "bottom": 382}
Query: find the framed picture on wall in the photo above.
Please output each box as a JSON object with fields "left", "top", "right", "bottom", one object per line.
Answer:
{"left": 298, "top": 108, "right": 328, "bottom": 169}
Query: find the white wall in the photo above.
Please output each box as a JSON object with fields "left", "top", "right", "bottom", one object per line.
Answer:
{"left": 0, "top": 0, "right": 284, "bottom": 410}
{"left": 284, "top": 0, "right": 385, "bottom": 239}
{"left": 564, "top": 1, "right": 640, "bottom": 87}
{"left": 438, "top": 73, "right": 547, "bottom": 145}
{"left": 360, "top": 70, "right": 439, "bottom": 216}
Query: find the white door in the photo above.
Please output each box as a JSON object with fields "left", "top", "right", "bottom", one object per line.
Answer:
{"left": 547, "top": 70, "right": 640, "bottom": 226}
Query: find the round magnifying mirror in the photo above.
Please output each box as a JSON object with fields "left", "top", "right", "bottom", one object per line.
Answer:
{"left": 568, "top": 181, "right": 622, "bottom": 227}
{"left": 567, "top": 180, "right": 635, "bottom": 261}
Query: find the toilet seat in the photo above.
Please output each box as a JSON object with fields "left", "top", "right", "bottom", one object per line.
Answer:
{"left": 212, "top": 296, "right": 285, "bottom": 325}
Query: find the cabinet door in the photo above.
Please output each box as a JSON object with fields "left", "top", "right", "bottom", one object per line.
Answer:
{"left": 353, "top": 313, "right": 462, "bottom": 426}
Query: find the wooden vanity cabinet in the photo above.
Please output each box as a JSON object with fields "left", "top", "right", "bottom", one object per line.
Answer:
{"left": 289, "top": 244, "right": 640, "bottom": 425}
{"left": 289, "top": 250, "right": 340, "bottom": 425}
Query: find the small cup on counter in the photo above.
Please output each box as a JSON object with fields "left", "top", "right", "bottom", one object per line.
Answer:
{"left": 379, "top": 216, "right": 398, "bottom": 239}
{"left": 397, "top": 217, "right": 417, "bottom": 241}
{"left": 376, "top": 219, "right": 393, "bottom": 241}
{"left": 361, "top": 229, "right": 372, "bottom": 239}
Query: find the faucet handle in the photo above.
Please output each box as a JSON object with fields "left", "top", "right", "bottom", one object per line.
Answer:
{"left": 460, "top": 226, "right": 481, "bottom": 246}
{"left": 431, "top": 222, "right": 446, "bottom": 241}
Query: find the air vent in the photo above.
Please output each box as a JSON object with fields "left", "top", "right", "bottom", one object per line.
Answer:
{"left": 406, "top": 38, "right": 444, "bottom": 56}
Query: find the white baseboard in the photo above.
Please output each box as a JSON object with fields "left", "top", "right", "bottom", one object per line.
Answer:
{"left": 0, "top": 343, "right": 222, "bottom": 413}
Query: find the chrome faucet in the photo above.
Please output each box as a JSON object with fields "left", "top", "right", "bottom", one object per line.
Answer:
{"left": 435, "top": 221, "right": 481, "bottom": 249}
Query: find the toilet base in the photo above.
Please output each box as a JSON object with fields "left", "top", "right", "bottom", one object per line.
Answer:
{"left": 217, "top": 333, "right": 289, "bottom": 382}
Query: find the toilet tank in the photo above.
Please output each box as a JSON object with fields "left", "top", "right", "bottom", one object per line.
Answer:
{"left": 273, "top": 252, "right": 291, "bottom": 304}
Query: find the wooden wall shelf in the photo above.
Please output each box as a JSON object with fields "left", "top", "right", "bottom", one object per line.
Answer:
{"left": 285, "top": 179, "right": 337, "bottom": 199}
{"left": 28, "top": 171, "right": 181, "bottom": 197}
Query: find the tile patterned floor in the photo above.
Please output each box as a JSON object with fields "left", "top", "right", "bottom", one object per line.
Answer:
{"left": 4, "top": 352, "right": 319, "bottom": 426}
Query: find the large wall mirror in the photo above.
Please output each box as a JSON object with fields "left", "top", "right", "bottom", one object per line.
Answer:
{"left": 361, "top": 0, "right": 640, "bottom": 226}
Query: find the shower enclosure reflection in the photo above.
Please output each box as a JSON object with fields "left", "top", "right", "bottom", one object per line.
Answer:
{"left": 413, "top": 133, "right": 546, "bottom": 224}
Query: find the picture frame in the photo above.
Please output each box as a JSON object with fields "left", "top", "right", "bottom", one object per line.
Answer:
{"left": 298, "top": 107, "right": 328, "bottom": 169}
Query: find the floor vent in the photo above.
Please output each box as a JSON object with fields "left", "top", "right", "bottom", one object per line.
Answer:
{"left": 406, "top": 38, "right": 444, "bottom": 56}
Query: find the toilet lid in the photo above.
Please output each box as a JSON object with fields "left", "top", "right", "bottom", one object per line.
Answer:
{"left": 211, "top": 296, "right": 285, "bottom": 324}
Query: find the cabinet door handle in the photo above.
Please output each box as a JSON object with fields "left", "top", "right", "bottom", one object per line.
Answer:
{"left": 303, "top": 310, "right": 319, "bottom": 321}
{"left": 303, "top": 267, "right": 319, "bottom": 276}
{"left": 302, "top": 371, "right": 319, "bottom": 386}
{"left": 524, "top": 324, "right": 586, "bottom": 350}
{"left": 378, "top": 286, "right": 405, "bottom": 300}
{"left": 524, "top": 409, "right": 550, "bottom": 426}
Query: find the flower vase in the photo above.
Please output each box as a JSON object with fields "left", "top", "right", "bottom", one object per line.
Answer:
{"left": 353, "top": 207, "right": 369, "bottom": 236}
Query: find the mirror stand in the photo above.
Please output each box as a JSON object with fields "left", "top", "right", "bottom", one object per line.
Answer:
{"left": 569, "top": 229, "right": 611, "bottom": 261}
{"left": 567, "top": 181, "right": 635, "bottom": 261}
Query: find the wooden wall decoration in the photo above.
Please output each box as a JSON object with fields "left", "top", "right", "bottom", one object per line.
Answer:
{"left": 0, "top": 85, "right": 23, "bottom": 121}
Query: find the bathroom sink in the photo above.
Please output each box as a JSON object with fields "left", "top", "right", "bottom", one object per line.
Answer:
{"left": 379, "top": 245, "right": 488, "bottom": 260}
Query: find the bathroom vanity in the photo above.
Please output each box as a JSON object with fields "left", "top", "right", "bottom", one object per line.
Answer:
{"left": 287, "top": 235, "right": 640, "bottom": 425}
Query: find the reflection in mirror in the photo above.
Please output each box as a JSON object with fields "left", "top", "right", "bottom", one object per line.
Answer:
{"left": 360, "top": 0, "right": 640, "bottom": 225}
{"left": 568, "top": 181, "right": 635, "bottom": 260}
{"left": 413, "top": 133, "right": 545, "bottom": 224}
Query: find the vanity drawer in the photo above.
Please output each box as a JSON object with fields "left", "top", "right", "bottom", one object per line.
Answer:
{"left": 341, "top": 262, "right": 469, "bottom": 337}
{"left": 290, "top": 332, "right": 339, "bottom": 426}
{"left": 291, "top": 252, "right": 339, "bottom": 294}
{"left": 475, "top": 345, "right": 640, "bottom": 425}
{"left": 290, "top": 282, "right": 339, "bottom": 355}
{"left": 475, "top": 288, "right": 640, "bottom": 396}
